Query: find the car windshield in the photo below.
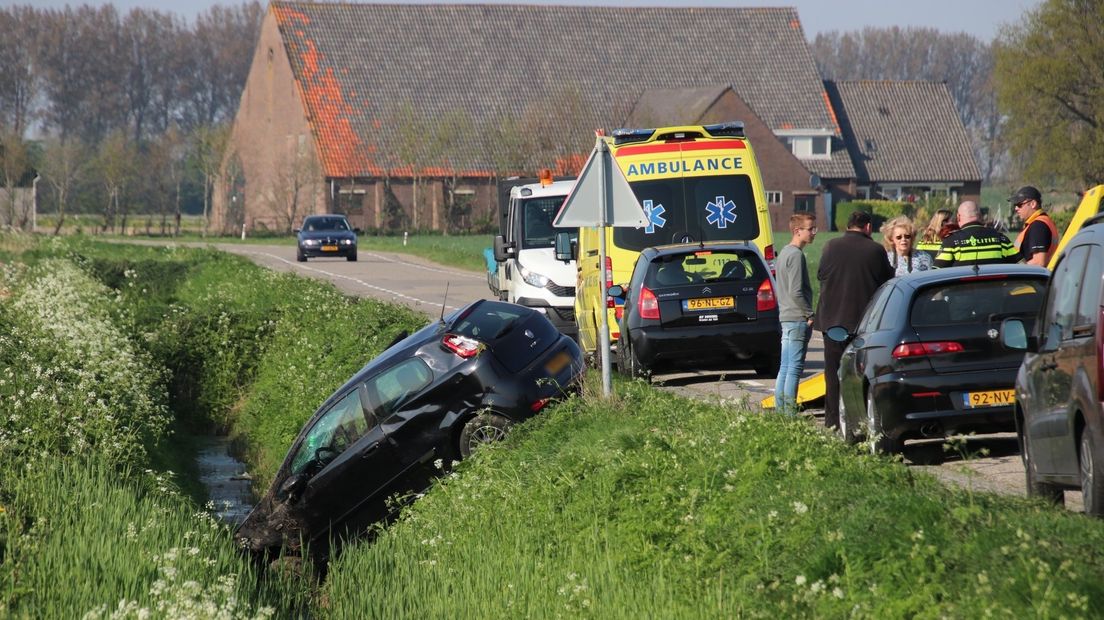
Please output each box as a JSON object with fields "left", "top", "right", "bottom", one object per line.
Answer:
{"left": 451, "top": 304, "right": 526, "bottom": 340}
{"left": 304, "top": 217, "right": 350, "bottom": 232}
{"left": 521, "top": 197, "right": 574, "bottom": 249}
{"left": 615, "top": 174, "right": 759, "bottom": 250}
{"left": 911, "top": 277, "right": 1047, "bottom": 326}
{"left": 645, "top": 249, "right": 765, "bottom": 287}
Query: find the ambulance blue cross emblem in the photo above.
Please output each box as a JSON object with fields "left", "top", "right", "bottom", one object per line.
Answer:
{"left": 643, "top": 199, "right": 667, "bottom": 234}
{"left": 706, "top": 195, "right": 737, "bottom": 229}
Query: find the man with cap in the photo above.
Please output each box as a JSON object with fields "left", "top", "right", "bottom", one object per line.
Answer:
{"left": 1010, "top": 185, "right": 1057, "bottom": 267}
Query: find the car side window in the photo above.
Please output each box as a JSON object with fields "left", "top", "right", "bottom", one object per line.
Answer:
{"left": 1075, "top": 244, "right": 1103, "bottom": 330}
{"left": 289, "top": 386, "right": 372, "bottom": 476}
{"left": 876, "top": 287, "right": 906, "bottom": 331}
{"left": 856, "top": 283, "right": 893, "bottom": 334}
{"left": 365, "top": 358, "right": 433, "bottom": 418}
{"left": 1040, "top": 245, "right": 1088, "bottom": 351}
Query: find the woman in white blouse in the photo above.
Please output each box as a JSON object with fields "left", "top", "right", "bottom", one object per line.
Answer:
{"left": 881, "top": 215, "right": 932, "bottom": 276}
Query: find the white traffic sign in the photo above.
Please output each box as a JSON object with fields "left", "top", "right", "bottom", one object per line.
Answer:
{"left": 553, "top": 138, "right": 647, "bottom": 228}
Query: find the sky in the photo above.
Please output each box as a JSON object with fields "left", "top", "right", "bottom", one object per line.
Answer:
{"left": 11, "top": 0, "right": 1041, "bottom": 42}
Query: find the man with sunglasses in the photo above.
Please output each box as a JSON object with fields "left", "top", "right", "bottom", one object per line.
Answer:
{"left": 1009, "top": 185, "right": 1057, "bottom": 267}
{"left": 933, "top": 200, "right": 1018, "bottom": 268}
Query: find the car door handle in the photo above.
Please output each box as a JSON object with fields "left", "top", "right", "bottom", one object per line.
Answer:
{"left": 360, "top": 442, "right": 382, "bottom": 458}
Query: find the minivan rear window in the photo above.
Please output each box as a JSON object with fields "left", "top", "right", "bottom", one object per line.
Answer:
{"left": 615, "top": 175, "right": 759, "bottom": 250}
{"left": 911, "top": 278, "right": 1047, "bottom": 326}
{"left": 644, "top": 249, "right": 767, "bottom": 287}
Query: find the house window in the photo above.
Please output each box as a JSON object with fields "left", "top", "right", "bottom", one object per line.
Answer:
{"left": 794, "top": 194, "right": 816, "bottom": 213}
{"left": 811, "top": 137, "right": 829, "bottom": 156}
{"left": 856, "top": 186, "right": 870, "bottom": 199}
{"left": 765, "top": 191, "right": 782, "bottom": 205}
{"left": 780, "top": 135, "right": 830, "bottom": 159}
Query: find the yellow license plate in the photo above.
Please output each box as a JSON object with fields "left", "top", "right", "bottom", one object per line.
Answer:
{"left": 686, "top": 296, "right": 734, "bottom": 311}
{"left": 321, "top": 245, "right": 339, "bottom": 251}
{"left": 963, "top": 389, "right": 1015, "bottom": 408}
{"left": 544, "top": 350, "right": 571, "bottom": 374}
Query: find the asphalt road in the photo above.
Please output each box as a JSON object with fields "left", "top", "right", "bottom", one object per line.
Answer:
{"left": 159, "top": 240, "right": 1082, "bottom": 511}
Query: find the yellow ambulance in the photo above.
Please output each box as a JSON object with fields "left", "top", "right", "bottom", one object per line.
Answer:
{"left": 572, "top": 122, "right": 775, "bottom": 355}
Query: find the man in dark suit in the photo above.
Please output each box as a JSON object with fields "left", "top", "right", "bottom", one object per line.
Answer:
{"left": 814, "top": 211, "right": 895, "bottom": 429}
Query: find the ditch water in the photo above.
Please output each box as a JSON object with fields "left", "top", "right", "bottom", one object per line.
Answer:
{"left": 195, "top": 436, "right": 254, "bottom": 526}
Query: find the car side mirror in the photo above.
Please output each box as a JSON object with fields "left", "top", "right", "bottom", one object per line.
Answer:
{"left": 276, "top": 473, "right": 308, "bottom": 501}
{"left": 293, "top": 228, "right": 301, "bottom": 233}
{"left": 607, "top": 285, "right": 625, "bottom": 298}
{"left": 825, "top": 326, "right": 852, "bottom": 344}
{"left": 554, "top": 232, "right": 575, "bottom": 262}
{"left": 493, "top": 235, "right": 515, "bottom": 262}
{"left": 1000, "top": 318, "right": 1035, "bottom": 352}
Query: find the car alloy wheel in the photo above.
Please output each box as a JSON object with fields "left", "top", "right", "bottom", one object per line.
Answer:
{"left": 1021, "top": 426, "right": 1063, "bottom": 504}
{"left": 1080, "top": 431, "right": 1104, "bottom": 516}
{"left": 459, "top": 413, "right": 514, "bottom": 459}
{"left": 866, "top": 393, "right": 900, "bottom": 455}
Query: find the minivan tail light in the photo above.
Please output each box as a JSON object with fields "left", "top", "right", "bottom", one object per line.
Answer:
{"left": 442, "top": 334, "right": 482, "bottom": 358}
{"left": 764, "top": 244, "right": 775, "bottom": 273}
{"left": 639, "top": 285, "right": 660, "bottom": 320}
{"left": 756, "top": 279, "right": 776, "bottom": 312}
{"left": 892, "top": 341, "right": 964, "bottom": 359}
{"left": 605, "top": 256, "right": 615, "bottom": 309}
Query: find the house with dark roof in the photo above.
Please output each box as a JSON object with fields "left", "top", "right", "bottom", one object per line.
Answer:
{"left": 213, "top": 2, "right": 846, "bottom": 234}
{"left": 824, "top": 80, "right": 981, "bottom": 206}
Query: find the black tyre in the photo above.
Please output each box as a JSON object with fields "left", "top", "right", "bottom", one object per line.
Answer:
{"left": 459, "top": 413, "right": 514, "bottom": 459}
{"left": 1080, "top": 431, "right": 1104, "bottom": 516}
{"left": 347, "top": 251, "right": 357, "bottom": 262}
{"left": 296, "top": 249, "right": 307, "bottom": 262}
{"left": 617, "top": 337, "right": 649, "bottom": 380}
{"left": 753, "top": 353, "right": 780, "bottom": 379}
{"left": 838, "top": 395, "right": 860, "bottom": 445}
{"left": 1020, "top": 426, "right": 1064, "bottom": 505}
{"left": 866, "top": 393, "right": 901, "bottom": 455}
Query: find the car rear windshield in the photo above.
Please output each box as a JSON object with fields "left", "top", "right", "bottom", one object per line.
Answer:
{"left": 910, "top": 277, "right": 1047, "bottom": 326}
{"left": 304, "top": 217, "right": 350, "bottom": 231}
{"left": 644, "top": 248, "right": 767, "bottom": 287}
{"left": 615, "top": 174, "right": 759, "bottom": 250}
{"left": 451, "top": 303, "right": 527, "bottom": 340}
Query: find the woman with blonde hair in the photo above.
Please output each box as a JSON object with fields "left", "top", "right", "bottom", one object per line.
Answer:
{"left": 916, "top": 209, "right": 955, "bottom": 259}
{"left": 881, "top": 215, "right": 932, "bottom": 275}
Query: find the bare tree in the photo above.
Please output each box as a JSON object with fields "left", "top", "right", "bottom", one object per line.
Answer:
{"left": 0, "top": 129, "right": 32, "bottom": 230}
{"left": 91, "top": 130, "right": 136, "bottom": 233}
{"left": 192, "top": 123, "right": 231, "bottom": 236}
{"left": 39, "top": 135, "right": 86, "bottom": 235}
{"left": 434, "top": 110, "right": 477, "bottom": 234}
{"left": 121, "top": 8, "right": 182, "bottom": 145}
{"left": 0, "top": 7, "right": 41, "bottom": 136}
{"left": 392, "top": 103, "right": 436, "bottom": 231}
{"left": 266, "top": 137, "right": 321, "bottom": 234}
{"left": 179, "top": 2, "right": 264, "bottom": 128}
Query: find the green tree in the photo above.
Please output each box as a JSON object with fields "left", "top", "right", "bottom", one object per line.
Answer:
{"left": 994, "top": 0, "right": 1104, "bottom": 185}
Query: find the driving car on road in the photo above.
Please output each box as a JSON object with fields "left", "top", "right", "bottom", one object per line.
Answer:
{"left": 1002, "top": 214, "right": 1104, "bottom": 514}
{"left": 296, "top": 214, "right": 359, "bottom": 262}
{"left": 611, "top": 242, "right": 780, "bottom": 378}
{"left": 829, "top": 265, "right": 1049, "bottom": 454}
{"left": 235, "top": 300, "right": 585, "bottom": 561}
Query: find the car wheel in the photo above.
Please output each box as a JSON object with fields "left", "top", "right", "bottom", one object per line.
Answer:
{"left": 1020, "top": 426, "right": 1064, "bottom": 505}
{"left": 866, "top": 393, "right": 901, "bottom": 455}
{"left": 459, "top": 413, "right": 514, "bottom": 459}
{"left": 839, "top": 395, "right": 860, "bottom": 445}
{"left": 296, "top": 249, "right": 307, "bottom": 262}
{"left": 618, "top": 337, "right": 649, "bottom": 380}
{"left": 1080, "top": 431, "right": 1104, "bottom": 516}
{"left": 347, "top": 252, "right": 357, "bottom": 262}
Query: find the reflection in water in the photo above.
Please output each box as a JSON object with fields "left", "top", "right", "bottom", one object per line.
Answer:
{"left": 195, "top": 436, "right": 254, "bottom": 526}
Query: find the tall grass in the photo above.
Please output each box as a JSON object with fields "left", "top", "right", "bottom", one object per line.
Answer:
{"left": 324, "top": 379, "right": 1104, "bottom": 618}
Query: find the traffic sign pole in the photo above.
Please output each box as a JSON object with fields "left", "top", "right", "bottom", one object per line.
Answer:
{"left": 597, "top": 138, "right": 613, "bottom": 398}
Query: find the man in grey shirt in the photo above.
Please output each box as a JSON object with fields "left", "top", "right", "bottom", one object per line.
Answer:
{"left": 774, "top": 212, "right": 817, "bottom": 413}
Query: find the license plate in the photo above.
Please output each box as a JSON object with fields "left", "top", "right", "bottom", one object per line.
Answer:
{"left": 544, "top": 350, "right": 571, "bottom": 374}
{"left": 962, "top": 389, "right": 1015, "bottom": 408}
{"left": 321, "top": 245, "right": 338, "bottom": 251}
{"left": 684, "top": 296, "right": 734, "bottom": 311}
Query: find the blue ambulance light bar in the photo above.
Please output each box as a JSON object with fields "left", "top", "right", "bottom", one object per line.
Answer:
{"left": 612, "top": 127, "right": 656, "bottom": 145}
{"left": 703, "top": 122, "right": 745, "bottom": 138}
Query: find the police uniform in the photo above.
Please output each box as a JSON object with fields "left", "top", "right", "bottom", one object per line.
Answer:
{"left": 933, "top": 222, "right": 1018, "bottom": 267}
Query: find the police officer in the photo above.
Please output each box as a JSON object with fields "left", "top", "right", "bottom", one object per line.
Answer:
{"left": 933, "top": 200, "right": 1018, "bottom": 267}
{"left": 1010, "top": 186, "right": 1057, "bottom": 266}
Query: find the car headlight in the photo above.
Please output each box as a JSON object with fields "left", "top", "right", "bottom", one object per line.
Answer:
{"left": 302, "top": 239, "right": 320, "bottom": 247}
{"left": 518, "top": 264, "right": 549, "bottom": 288}
{"left": 340, "top": 239, "right": 354, "bottom": 246}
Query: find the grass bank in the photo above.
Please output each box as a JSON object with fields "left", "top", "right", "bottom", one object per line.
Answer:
{"left": 324, "top": 378, "right": 1104, "bottom": 618}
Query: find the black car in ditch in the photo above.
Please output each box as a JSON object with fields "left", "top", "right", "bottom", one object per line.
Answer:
{"left": 828, "top": 265, "right": 1049, "bottom": 454}
{"left": 296, "top": 214, "right": 359, "bottom": 262}
{"left": 235, "top": 300, "right": 584, "bottom": 560}
{"left": 611, "top": 242, "right": 781, "bottom": 378}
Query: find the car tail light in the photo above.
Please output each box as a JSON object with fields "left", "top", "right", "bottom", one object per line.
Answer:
{"left": 442, "top": 334, "right": 482, "bottom": 358}
{"left": 764, "top": 244, "right": 775, "bottom": 273}
{"left": 892, "top": 341, "right": 964, "bottom": 359}
{"left": 756, "top": 279, "right": 776, "bottom": 312}
{"left": 605, "top": 256, "right": 614, "bottom": 308}
{"left": 959, "top": 274, "right": 1008, "bottom": 282}
{"left": 531, "top": 397, "right": 551, "bottom": 412}
{"left": 639, "top": 285, "right": 660, "bottom": 320}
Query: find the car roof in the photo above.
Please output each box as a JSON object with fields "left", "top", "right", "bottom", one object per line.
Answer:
{"left": 304, "top": 214, "right": 349, "bottom": 221}
{"left": 642, "top": 241, "right": 762, "bottom": 259}
{"left": 893, "top": 264, "right": 1049, "bottom": 291}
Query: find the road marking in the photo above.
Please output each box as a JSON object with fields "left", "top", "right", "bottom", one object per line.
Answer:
{"left": 248, "top": 251, "right": 464, "bottom": 311}
{"left": 360, "top": 251, "right": 482, "bottom": 281}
